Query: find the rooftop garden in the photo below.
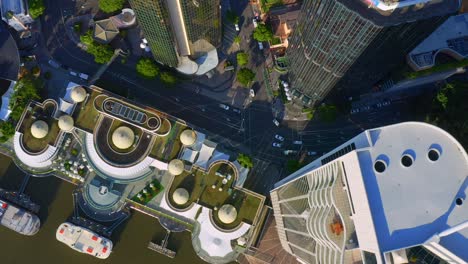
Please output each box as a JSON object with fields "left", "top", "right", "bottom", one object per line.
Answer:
{"left": 168, "top": 161, "right": 263, "bottom": 229}
{"left": 73, "top": 88, "right": 101, "bottom": 132}
{"left": 131, "top": 179, "right": 164, "bottom": 205}
{"left": 150, "top": 121, "right": 185, "bottom": 162}
{"left": 18, "top": 101, "right": 61, "bottom": 153}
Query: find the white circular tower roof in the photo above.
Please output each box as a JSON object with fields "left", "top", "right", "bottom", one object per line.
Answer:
{"left": 173, "top": 188, "right": 189, "bottom": 205}
{"left": 58, "top": 115, "right": 74, "bottom": 132}
{"left": 180, "top": 129, "right": 197, "bottom": 146}
{"left": 168, "top": 159, "right": 184, "bottom": 175}
{"left": 71, "top": 86, "right": 87, "bottom": 103}
{"left": 218, "top": 204, "right": 237, "bottom": 224}
{"left": 30, "top": 120, "right": 49, "bottom": 139}
{"left": 112, "top": 126, "right": 134, "bottom": 149}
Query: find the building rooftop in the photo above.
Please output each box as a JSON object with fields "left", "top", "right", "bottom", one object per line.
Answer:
{"left": 359, "top": 122, "right": 468, "bottom": 257}
{"left": 0, "top": 0, "right": 27, "bottom": 18}
{"left": 0, "top": 22, "right": 20, "bottom": 81}
{"left": 408, "top": 14, "right": 468, "bottom": 70}
{"left": 338, "top": 0, "right": 460, "bottom": 27}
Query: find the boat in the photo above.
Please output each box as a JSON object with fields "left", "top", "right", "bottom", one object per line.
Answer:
{"left": 56, "top": 222, "right": 112, "bottom": 259}
{"left": 0, "top": 199, "right": 40, "bottom": 236}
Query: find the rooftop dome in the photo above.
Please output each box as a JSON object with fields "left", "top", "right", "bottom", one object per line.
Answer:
{"left": 180, "top": 129, "right": 197, "bottom": 146}
{"left": 112, "top": 126, "right": 134, "bottom": 149}
{"left": 168, "top": 159, "right": 184, "bottom": 175}
{"left": 218, "top": 204, "right": 237, "bottom": 224}
{"left": 58, "top": 115, "right": 74, "bottom": 132}
{"left": 30, "top": 120, "right": 49, "bottom": 139}
{"left": 173, "top": 188, "right": 189, "bottom": 205}
{"left": 70, "top": 86, "right": 87, "bottom": 103}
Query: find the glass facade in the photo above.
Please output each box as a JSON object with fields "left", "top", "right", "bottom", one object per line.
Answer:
{"left": 129, "top": 0, "right": 179, "bottom": 67}
{"left": 286, "top": 0, "right": 453, "bottom": 105}
{"left": 129, "top": 0, "right": 221, "bottom": 68}
{"left": 180, "top": 0, "right": 221, "bottom": 51}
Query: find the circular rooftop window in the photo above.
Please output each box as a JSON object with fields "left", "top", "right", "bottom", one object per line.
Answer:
{"left": 401, "top": 155, "right": 413, "bottom": 167}
{"left": 374, "top": 160, "right": 386, "bottom": 173}
{"left": 456, "top": 198, "right": 464, "bottom": 206}
{"left": 428, "top": 149, "right": 440, "bottom": 162}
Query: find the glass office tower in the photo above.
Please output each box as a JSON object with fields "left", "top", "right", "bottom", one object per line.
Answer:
{"left": 286, "top": 0, "right": 460, "bottom": 105}
{"left": 129, "top": 0, "right": 221, "bottom": 73}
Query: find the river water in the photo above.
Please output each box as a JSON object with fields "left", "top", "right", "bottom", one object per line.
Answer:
{"left": 0, "top": 154, "right": 208, "bottom": 264}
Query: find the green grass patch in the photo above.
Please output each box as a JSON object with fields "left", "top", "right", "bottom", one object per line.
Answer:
{"left": 131, "top": 179, "right": 164, "bottom": 205}
{"left": 405, "top": 58, "right": 468, "bottom": 79}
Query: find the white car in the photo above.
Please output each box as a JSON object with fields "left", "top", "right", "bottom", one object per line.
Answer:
{"left": 219, "top": 104, "right": 230, "bottom": 110}
{"left": 234, "top": 24, "right": 240, "bottom": 31}
{"left": 258, "top": 42, "right": 264, "bottom": 50}
{"left": 48, "top": 59, "right": 61, "bottom": 69}
{"left": 307, "top": 151, "right": 317, "bottom": 156}
{"left": 233, "top": 108, "right": 241, "bottom": 114}
{"left": 272, "top": 142, "right": 282, "bottom": 148}
{"left": 69, "top": 71, "right": 78, "bottom": 77}
{"left": 273, "top": 119, "right": 280, "bottom": 126}
{"left": 250, "top": 89, "right": 255, "bottom": 97}
{"left": 252, "top": 19, "right": 258, "bottom": 28}
{"left": 79, "top": 73, "right": 89, "bottom": 80}
{"left": 293, "top": 140, "right": 303, "bottom": 145}
{"left": 281, "top": 80, "right": 289, "bottom": 88}
{"left": 284, "top": 150, "right": 298, "bottom": 155}
{"left": 275, "top": 134, "right": 284, "bottom": 141}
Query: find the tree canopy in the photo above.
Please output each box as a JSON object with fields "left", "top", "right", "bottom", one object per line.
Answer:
{"left": 9, "top": 76, "right": 41, "bottom": 121}
{"left": 136, "top": 58, "right": 160, "bottom": 79}
{"left": 253, "top": 24, "right": 273, "bottom": 42}
{"left": 80, "top": 31, "right": 114, "bottom": 64}
{"left": 237, "top": 153, "right": 253, "bottom": 168}
{"left": 99, "top": 0, "right": 126, "bottom": 13}
{"left": 237, "top": 68, "right": 255, "bottom": 87}
{"left": 226, "top": 10, "right": 239, "bottom": 24}
{"left": 236, "top": 52, "right": 248, "bottom": 66}
{"left": 318, "top": 104, "right": 338, "bottom": 122}
{"left": 426, "top": 82, "right": 468, "bottom": 147}
{"left": 0, "top": 122, "right": 15, "bottom": 143}
{"left": 234, "top": 36, "right": 241, "bottom": 44}
{"left": 286, "top": 160, "right": 304, "bottom": 173}
{"left": 28, "top": 0, "right": 45, "bottom": 19}
{"left": 160, "top": 71, "right": 177, "bottom": 86}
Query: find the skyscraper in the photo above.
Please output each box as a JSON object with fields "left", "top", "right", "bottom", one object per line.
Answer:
{"left": 270, "top": 122, "right": 468, "bottom": 263}
{"left": 286, "top": 0, "right": 460, "bottom": 106}
{"left": 129, "top": 0, "right": 221, "bottom": 75}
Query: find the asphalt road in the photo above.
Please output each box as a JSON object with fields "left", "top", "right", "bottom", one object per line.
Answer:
{"left": 30, "top": 0, "right": 418, "bottom": 196}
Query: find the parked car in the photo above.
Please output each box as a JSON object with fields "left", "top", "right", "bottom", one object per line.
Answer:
{"left": 48, "top": 59, "right": 61, "bottom": 69}
{"left": 69, "top": 71, "right": 78, "bottom": 77}
{"left": 283, "top": 150, "right": 298, "bottom": 155}
{"left": 233, "top": 108, "right": 241, "bottom": 114}
{"left": 273, "top": 119, "right": 280, "bottom": 126}
{"left": 383, "top": 100, "right": 391, "bottom": 106}
{"left": 275, "top": 134, "right": 284, "bottom": 141}
{"left": 307, "top": 151, "right": 317, "bottom": 156}
{"left": 234, "top": 24, "right": 240, "bottom": 31}
{"left": 250, "top": 89, "right": 255, "bottom": 97}
{"left": 281, "top": 80, "right": 289, "bottom": 88}
{"left": 272, "top": 142, "right": 282, "bottom": 148}
{"left": 350, "top": 109, "right": 359, "bottom": 114}
{"left": 219, "top": 104, "right": 230, "bottom": 110}
{"left": 258, "top": 42, "right": 264, "bottom": 50}
{"left": 79, "top": 73, "right": 89, "bottom": 80}
{"left": 252, "top": 19, "right": 258, "bottom": 28}
{"left": 293, "top": 140, "right": 303, "bottom": 145}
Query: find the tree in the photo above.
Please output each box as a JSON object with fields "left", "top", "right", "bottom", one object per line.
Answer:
{"left": 99, "top": 0, "right": 125, "bottom": 13}
{"left": 0, "top": 122, "right": 15, "bottom": 142}
{"left": 237, "top": 68, "right": 255, "bottom": 86}
{"left": 87, "top": 44, "right": 114, "bottom": 64}
{"left": 237, "top": 154, "right": 253, "bottom": 168}
{"left": 286, "top": 160, "right": 303, "bottom": 173}
{"left": 253, "top": 24, "right": 273, "bottom": 42}
{"left": 136, "top": 58, "right": 159, "bottom": 79}
{"left": 318, "top": 104, "right": 338, "bottom": 122}
{"left": 234, "top": 36, "right": 241, "bottom": 44}
{"left": 226, "top": 10, "right": 239, "bottom": 24}
{"left": 160, "top": 71, "right": 177, "bottom": 86}
{"left": 28, "top": 0, "right": 45, "bottom": 19}
{"left": 80, "top": 30, "right": 94, "bottom": 46}
{"left": 9, "top": 76, "right": 41, "bottom": 121}
{"left": 236, "top": 52, "right": 248, "bottom": 66}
